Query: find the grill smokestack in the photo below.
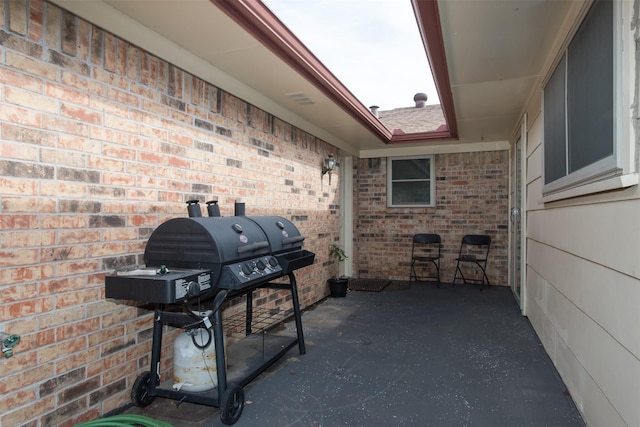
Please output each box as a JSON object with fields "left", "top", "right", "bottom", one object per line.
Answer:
{"left": 414, "top": 93, "right": 428, "bottom": 108}
{"left": 234, "top": 201, "right": 245, "bottom": 216}
{"left": 186, "top": 200, "right": 202, "bottom": 217}
{"left": 206, "top": 200, "right": 220, "bottom": 217}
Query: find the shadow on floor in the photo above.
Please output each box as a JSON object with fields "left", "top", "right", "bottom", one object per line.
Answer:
{"left": 123, "top": 282, "right": 585, "bottom": 427}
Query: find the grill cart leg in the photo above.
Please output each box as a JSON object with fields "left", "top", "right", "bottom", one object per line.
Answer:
{"left": 288, "top": 273, "right": 306, "bottom": 355}
{"left": 245, "top": 291, "right": 253, "bottom": 336}
{"left": 131, "top": 306, "right": 163, "bottom": 407}
{"left": 213, "top": 307, "right": 227, "bottom": 396}
{"left": 211, "top": 290, "right": 245, "bottom": 425}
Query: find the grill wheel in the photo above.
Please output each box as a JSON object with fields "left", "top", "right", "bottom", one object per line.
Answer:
{"left": 131, "top": 371, "right": 156, "bottom": 407}
{"left": 220, "top": 383, "right": 244, "bottom": 425}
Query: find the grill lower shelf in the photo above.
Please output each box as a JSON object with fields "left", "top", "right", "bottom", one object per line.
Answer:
{"left": 152, "top": 333, "right": 297, "bottom": 405}
{"left": 227, "top": 333, "right": 297, "bottom": 385}
{"left": 225, "top": 307, "right": 288, "bottom": 338}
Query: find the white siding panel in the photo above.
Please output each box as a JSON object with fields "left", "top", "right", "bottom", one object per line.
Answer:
{"left": 526, "top": 113, "right": 542, "bottom": 159}
{"left": 526, "top": 144, "right": 542, "bottom": 186}
{"left": 581, "top": 374, "right": 627, "bottom": 427}
{"left": 527, "top": 238, "right": 640, "bottom": 357}
{"left": 523, "top": 3, "right": 640, "bottom": 426}
{"left": 526, "top": 264, "right": 625, "bottom": 427}
{"left": 525, "top": 265, "right": 559, "bottom": 359}
{"left": 577, "top": 314, "right": 640, "bottom": 427}
{"left": 527, "top": 202, "right": 640, "bottom": 279}
{"left": 526, "top": 176, "right": 544, "bottom": 212}
{"left": 527, "top": 240, "right": 640, "bottom": 426}
{"left": 578, "top": 265, "right": 640, "bottom": 359}
{"left": 552, "top": 330, "right": 586, "bottom": 414}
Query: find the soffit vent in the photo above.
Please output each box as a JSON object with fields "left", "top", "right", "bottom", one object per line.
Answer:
{"left": 285, "top": 92, "right": 315, "bottom": 105}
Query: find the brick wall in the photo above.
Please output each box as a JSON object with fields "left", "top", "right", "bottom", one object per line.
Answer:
{"left": 0, "top": 1, "right": 512, "bottom": 425}
{"left": 0, "top": 1, "right": 340, "bottom": 425}
{"left": 354, "top": 151, "right": 509, "bottom": 285}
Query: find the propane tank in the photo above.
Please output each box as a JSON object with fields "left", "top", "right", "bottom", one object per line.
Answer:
{"left": 173, "top": 328, "right": 222, "bottom": 392}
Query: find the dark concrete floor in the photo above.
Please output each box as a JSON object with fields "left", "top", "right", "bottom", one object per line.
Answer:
{"left": 123, "top": 282, "right": 585, "bottom": 427}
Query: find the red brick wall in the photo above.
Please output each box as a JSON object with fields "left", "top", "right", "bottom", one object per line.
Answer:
{"left": 0, "top": 1, "right": 340, "bottom": 425}
{"left": 354, "top": 151, "right": 509, "bottom": 285}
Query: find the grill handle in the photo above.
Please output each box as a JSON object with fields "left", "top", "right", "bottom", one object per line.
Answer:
{"left": 282, "top": 235, "right": 305, "bottom": 245}
{"left": 237, "top": 241, "right": 269, "bottom": 254}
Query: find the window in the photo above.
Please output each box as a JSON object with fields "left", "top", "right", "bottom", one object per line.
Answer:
{"left": 543, "top": 0, "right": 618, "bottom": 195}
{"left": 387, "top": 156, "right": 435, "bottom": 207}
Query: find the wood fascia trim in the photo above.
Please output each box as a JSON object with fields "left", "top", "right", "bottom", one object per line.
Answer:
{"left": 410, "top": 0, "right": 458, "bottom": 139}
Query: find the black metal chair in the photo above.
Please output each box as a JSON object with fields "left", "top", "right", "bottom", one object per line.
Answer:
{"left": 452, "top": 234, "right": 491, "bottom": 289}
{"left": 409, "top": 233, "right": 441, "bottom": 287}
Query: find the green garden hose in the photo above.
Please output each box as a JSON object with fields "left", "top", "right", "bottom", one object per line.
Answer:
{"left": 73, "top": 414, "right": 173, "bottom": 427}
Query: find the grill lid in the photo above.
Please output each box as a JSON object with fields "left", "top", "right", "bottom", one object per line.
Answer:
{"left": 144, "top": 216, "right": 270, "bottom": 269}
{"left": 246, "top": 216, "right": 305, "bottom": 254}
{"left": 142, "top": 213, "right": 313, "bottom": 291}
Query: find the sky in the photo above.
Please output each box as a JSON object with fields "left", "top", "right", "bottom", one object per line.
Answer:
{"left": 262, "top": 0, "right": 439, "bottom": 111}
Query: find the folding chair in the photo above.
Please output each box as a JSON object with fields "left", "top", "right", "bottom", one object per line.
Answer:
{"left": 409, "top": 233, "right": 441, "bottom": 287}
{"left": 452, "top": 234, "right": 491, "bottom": 289}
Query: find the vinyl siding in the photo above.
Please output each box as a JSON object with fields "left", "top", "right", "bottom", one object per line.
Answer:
{"left": 524, "top": 110, "right": 640, "bottom": 427}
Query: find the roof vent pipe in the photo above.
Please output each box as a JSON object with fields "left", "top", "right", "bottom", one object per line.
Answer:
{"left": 414, "top": 93, "right": 428, "bottom": 108}
{"left": 369, "top": 105, "right": 379, "bottom": 118}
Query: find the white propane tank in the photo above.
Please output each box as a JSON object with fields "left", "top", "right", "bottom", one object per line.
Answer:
{"left": 173, "top": 328, "right": 220, "bottom": 392}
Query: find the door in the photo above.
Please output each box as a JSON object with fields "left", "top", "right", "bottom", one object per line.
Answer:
{"left": 510, "top": 120, "right": 526, "bottom": 311}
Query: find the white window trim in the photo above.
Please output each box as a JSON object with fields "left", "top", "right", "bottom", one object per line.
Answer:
{"left": 541, "top": 0, "right": 637, "bottom": 200}
{"left": 387, "top": 155, "right": 436, "bottom": 208}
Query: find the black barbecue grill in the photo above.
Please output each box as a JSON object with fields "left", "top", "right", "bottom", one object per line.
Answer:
{"left": 105, "top": 201, "right": 315, "bottom": 425}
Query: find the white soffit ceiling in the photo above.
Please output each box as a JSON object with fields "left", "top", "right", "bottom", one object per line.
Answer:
{"left": 437, "top": 0, "right": 573, "bottom": 142}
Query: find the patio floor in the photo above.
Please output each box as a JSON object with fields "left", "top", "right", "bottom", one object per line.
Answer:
{"left": 122, "top": 282, "right": 585, "bottom": 427}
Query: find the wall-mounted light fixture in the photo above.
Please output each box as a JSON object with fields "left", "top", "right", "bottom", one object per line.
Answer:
{"left": 1, "top": 332, "right": 20, "bottom": 358}
{"left": 322, "top": 154, "right": 336, "bottom": 184}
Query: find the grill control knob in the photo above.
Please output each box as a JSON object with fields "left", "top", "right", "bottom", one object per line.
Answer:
{"left": 240, "top": 263, "right": 253, "bottom": 277}
{"left": 255, "top": 259, "right": 266, "bottom": 272}
{"left": 187, "top": 281, "right": 199, "bottom": 298}
{"left": 268, "top": 256, "right": 278, "bottom": 268}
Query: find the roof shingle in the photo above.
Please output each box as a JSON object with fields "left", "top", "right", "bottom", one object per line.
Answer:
{"left": 377, "top": 104, "right": 446, "bottom": 134}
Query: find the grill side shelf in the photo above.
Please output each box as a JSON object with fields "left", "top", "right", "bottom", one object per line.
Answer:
{"left": 105, "top": 269, "right": 215, "bottom": 304}
{"left": 276, "top": 250, "right": 315, "bottom": 274}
